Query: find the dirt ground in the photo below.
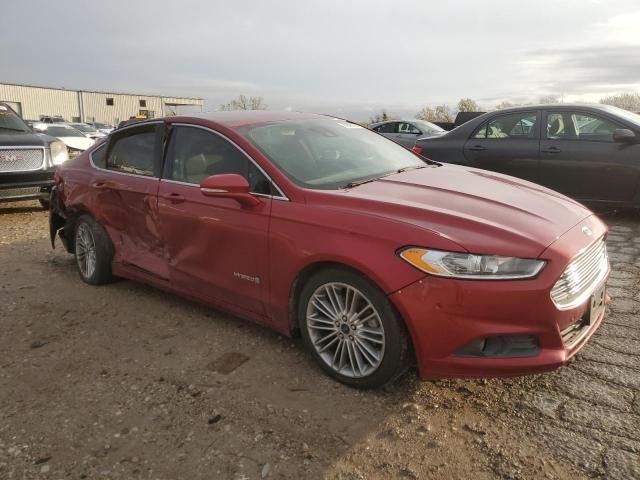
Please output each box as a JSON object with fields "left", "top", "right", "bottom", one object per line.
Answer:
{"left": 1, "top": 201, "right": 639, "bottom": 480}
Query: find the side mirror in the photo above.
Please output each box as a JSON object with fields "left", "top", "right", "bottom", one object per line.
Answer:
{"left": 612, "top": 128, "right": 637, "bottom": 144}
{"left": 199, "top": 174, "right": 261, "bottom": 207}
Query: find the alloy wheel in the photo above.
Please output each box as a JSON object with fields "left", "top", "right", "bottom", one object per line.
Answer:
{"left": 306, "top": 282, "right": 386, "bottom": 378}
{"left": 75, "top": 223, "right": 97, "bottom": 279}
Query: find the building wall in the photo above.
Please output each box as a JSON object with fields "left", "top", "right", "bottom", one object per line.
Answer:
{"left": 80, "top": 92, "right": 166, "bottom": 125}
{"left": 0, "top": 84, "right": 80, "bottom": 121}
{"left": 0, "top": 83, "right": 203, "bottom": 125}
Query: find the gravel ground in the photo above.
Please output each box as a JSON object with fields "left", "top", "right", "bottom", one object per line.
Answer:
{"left": 0, "top": 201, "right": 639, "bottom": 479}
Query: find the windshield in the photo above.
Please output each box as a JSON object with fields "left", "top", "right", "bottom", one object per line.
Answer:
{"left": 0, "top": 105, "right": 31, "bottom": 133}
{"left": 241, "top": 118, "right": 425, "bottom": 189}
{"left": 412, "top": 119, "right": 445, "bottom": 134}
{"left": 71, "top": 124, "right": 98, "bottom": 133}
{"left": 45, "top": 126, "right": 85, "bottom": 137}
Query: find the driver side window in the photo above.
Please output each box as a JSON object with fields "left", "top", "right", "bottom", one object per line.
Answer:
{"left": 164, "top": 126, "right": 273, "bottom": 195}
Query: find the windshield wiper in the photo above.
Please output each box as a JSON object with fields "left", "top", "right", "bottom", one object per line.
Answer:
{"left": 342, "top": 177, "right": 380, "bottom": 189}
{"left": 396, "top": 165, "right": 427, "bottom": 173}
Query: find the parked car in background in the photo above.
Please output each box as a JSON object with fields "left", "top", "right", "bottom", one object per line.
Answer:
{"left": 33, "top": 123, "right": 94, "bottom": 158}
{"left": 86, "top": 121, "right": 114, "bottom": 135}
{"left": 433, "top": 111, "right": 487, "bottom": 132}
{"left": 50, "top": 111, "right": 609, "bottom": 388}
{"left": 370, "top": 119, "right": 445, "bottom": 147}
{"left": 39, "top": 115, "right": 66, "bottom": 124}
{"left": 413, "top": 104, "right": 640, "bottom": 207}
{"left": 0, "top": 103, "right": 68, "bottom": 208}
{"left": 68, "top": 122, "right": 107, "bottom": 140}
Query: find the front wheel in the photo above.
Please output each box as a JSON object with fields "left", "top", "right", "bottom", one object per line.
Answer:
{"left": 74, "top": 215, "right": 113, "bottom": 285}
{"left": 299, "top": 267, "right": 410, "bottom": 389}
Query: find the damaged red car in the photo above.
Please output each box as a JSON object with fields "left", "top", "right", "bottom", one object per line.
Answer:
{"left": 50, "top": 112, "right": 610, "bottom": 388}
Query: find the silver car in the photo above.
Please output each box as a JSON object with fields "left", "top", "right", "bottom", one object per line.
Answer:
{"left": 370, "top": 119, "right": 445, "bottom": 148}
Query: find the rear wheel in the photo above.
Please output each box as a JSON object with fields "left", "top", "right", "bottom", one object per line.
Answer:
{"left": 299, "top": 267, "right": 410, "bottom": 389}
{"left": 74, "top": 215, "right": 113, "bottom": 285}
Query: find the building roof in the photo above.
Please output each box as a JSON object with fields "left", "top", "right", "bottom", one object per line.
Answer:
{"left": 0, "top": 82, "right": 203, "bottom": 101}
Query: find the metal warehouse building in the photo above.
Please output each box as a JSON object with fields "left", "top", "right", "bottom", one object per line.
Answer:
{"left": 0, "top": 83, "right": 204, "bottom": 126}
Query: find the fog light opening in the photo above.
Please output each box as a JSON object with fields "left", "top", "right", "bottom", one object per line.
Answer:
{"left": 454, "top": 335, "right": 539, "bottom": 358}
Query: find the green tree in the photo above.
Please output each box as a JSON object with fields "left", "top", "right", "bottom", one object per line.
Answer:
{"left": 220, "top": 94, "right": 267, "bottom": 111}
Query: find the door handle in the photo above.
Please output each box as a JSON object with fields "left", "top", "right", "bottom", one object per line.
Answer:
{"left": 166, "top": 193, "right": 185, "bottom": 204}
{"left": 469, "top": 145, "right": 486, "bottom": 152}
{"left": 542, "top": 147, "right": 562, "bottom": 153}
{"left": 92, "top": 181, "right": 110, "bottom": 189}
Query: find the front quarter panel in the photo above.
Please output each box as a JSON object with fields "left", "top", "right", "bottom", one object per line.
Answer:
{"left": 266, "top": 197, "right": 465, "bottom": 334}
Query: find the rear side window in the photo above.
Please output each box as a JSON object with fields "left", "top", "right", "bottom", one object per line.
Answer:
{"left": 374, "top": 122, "right": 397, "bottom": 133}
{"left": 91, "top": 143, "right": 107, "bottom": 168}
{"left": 474, "top": 112, "right": 537, "bottom": 139}
{"left": 106, "top": 125, "right": 158, "bottom": 177}
{"left": 398, "top": 122, "right": 421, "bottom": 134}
{"left": 164, "top": 125, "right": 273, "bottom": 195}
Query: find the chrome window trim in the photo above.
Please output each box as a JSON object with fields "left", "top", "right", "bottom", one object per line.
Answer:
{"left": 0, "top": 145, "right": 47, "bottom": 172}
{"left": 168, "top": 123, "right": 289, "bottom": 201}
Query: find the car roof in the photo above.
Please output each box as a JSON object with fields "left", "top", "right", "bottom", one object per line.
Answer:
{"left": 180, "top": 111, "right": 330, "bottom": 128}
{"left": 490, "top": 103, "right": 614, "bottom": 113}
{"left": 370, "top": 119, "right": 419, "bottom": 127}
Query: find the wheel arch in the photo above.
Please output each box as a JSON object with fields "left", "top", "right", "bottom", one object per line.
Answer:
{"left": 287, "top": 261, "right": 416, "bottom": 359}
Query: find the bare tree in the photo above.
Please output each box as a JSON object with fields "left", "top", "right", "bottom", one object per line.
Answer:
{"left": 220, "top": 94, "right": 267, "bottom": 111}
{"left": 457, "top": 98, "right": 480, "bottom": 112}
{"left": 600, "top": 93, "right": 640, "bottom": 112}
{"left": 495, "top": 100, "right": 515, "bottom": 110}
{"left": 368, "top": 110, "right": 399, "bottom": 124}
{"left": 416, "top": 104, "right": 454, "bottom": 123}
{"left": 539, "top": 95, "right": 561, "bottom": 104}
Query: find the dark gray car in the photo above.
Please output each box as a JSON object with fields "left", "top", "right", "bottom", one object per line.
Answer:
{"left": 370, "top": 119, "right": 445, "bottom": 148}
{"left": 413, "top": 104, "right": 640, "bottom": 207}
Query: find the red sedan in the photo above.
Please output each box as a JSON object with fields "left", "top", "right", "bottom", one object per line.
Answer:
{"left": 50, "top": 112, "right": 610, "bottom": 388}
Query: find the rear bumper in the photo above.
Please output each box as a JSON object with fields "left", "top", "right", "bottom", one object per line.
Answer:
{"left": 389, "top": 215, "right": 610, "bottom": 379}
{"left": 0, "top": 169, "right": 56, "bottom": 202}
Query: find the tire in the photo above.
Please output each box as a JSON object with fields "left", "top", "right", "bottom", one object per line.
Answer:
{"left": 39, "top": 199, "right": 50, "bottom": 210}
{"left": 299, "top": 267, "right": 410, "bottom": 389}
{"left": 73, "top": 215, "right": 113, "bottom": 285}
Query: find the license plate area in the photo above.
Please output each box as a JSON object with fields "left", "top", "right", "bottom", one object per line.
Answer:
{"left": 587, "top": 283, "right": 606, "bottom": 325}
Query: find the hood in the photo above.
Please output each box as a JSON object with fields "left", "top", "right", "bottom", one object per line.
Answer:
{"left": 342, "top": 165, "right": 592, "bottom": 258}
{"left": 59, "top": 136, "right": 95, "bottom": 150}
{"left": 0, "top": 130, "right": 49, "bottom": 147}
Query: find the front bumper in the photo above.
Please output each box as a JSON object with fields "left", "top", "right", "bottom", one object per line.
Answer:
{"left": 390, "top": 215, "right": 610, "bottom": 379}
{"left": 0, "top": 169, "right": 56, "bottom": 202}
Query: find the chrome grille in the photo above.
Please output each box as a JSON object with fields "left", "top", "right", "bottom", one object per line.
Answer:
{"left": 551, "top": 238, "right": 608, "bottom": 309}
{"left": 0, "top": 148, "right": 44, "bottom": 172}
{"left": 0, "top": 186, "right": 42, "bottom": 199}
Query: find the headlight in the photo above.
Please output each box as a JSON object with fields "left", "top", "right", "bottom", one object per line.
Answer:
{"left": 67, "top": 147, "right": 84, "bottom": 159}
{"left": 398, "top": 247, "right": 545, "bottom": 280}
{"left": 50, "top": 141, "right": 69, "bottom": 165}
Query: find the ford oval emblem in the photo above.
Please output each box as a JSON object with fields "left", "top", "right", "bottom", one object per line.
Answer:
{"left": 582, "top": 226, "right": 593, "bottom": 236}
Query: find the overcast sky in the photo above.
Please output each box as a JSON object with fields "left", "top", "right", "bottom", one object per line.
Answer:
{"left": 2, "top": 0, "right": 640, "bottom": 120}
